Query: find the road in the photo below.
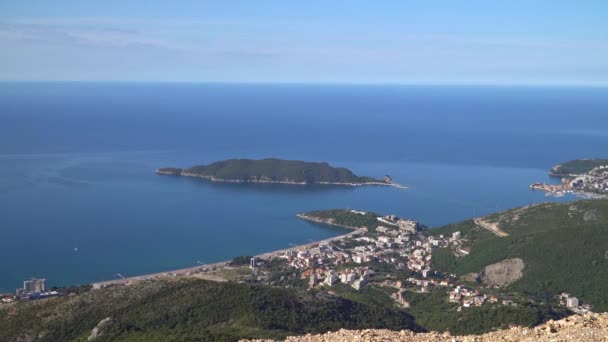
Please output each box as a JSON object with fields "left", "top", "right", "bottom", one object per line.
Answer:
{"left": 473, "top": 218, "right": 510, "bottom": 237}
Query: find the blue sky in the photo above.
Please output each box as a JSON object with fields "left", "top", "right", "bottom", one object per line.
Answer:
{"left": 1, "top": 1, "right": 607, "bottom": 84}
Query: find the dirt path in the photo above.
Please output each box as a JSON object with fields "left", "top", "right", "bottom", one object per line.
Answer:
{"left": 473, "top": 218, "right": 510, "bottom": 237}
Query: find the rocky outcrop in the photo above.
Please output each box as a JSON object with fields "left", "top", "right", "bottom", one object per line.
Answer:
{"left": 460, "top": 258, "right": 524, "bottom": 287}
{"left": 478, "top": 257, "right": 525, "bottom": 287}
{"left": 88, "top": 317, "right": 117, "bottom": 341}
{"left": 243, "top": 313, "right": 608, "bottom": 342}
{"left": 156, "top": 168, "right": 183, "bottom": 175}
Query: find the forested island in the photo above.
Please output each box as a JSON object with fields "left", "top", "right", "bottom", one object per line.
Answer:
{"left": 157, "top": 158, "right": 402, "bottom": 187}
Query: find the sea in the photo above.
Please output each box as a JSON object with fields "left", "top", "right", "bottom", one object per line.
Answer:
{"left": 1, "top": 82, "right": 607, "bottom": 292}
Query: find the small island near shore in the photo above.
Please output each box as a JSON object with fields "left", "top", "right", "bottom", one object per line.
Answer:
{"left": 530, "top": 158, "right": 608, "bottom": 198}
{"left": 157, "top": 158, "right": 405, "bottom": 188}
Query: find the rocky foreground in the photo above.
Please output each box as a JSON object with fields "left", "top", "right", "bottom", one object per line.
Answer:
{"left": 244, "top": 313, "right": 608, "bottom": 342}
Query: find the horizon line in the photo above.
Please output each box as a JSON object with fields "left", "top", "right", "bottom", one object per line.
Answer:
{"left": 1, "top": 79, "right": 608, "bottom": 88}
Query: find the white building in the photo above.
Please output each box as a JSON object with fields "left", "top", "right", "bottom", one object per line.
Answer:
{"left": 352, "top": 278, "right": 368, "bottom": 290}
{"left": 567, "top": 297, "right": 579, "bottom": 308}
{"left": 325, "top": 271, "right": 339, "bottom": 286}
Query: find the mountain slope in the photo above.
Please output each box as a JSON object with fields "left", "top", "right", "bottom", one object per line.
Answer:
{"left": 0, "top": 279, "right": 421, "bottom": 342}
{"left": 431, "top": 200, "right": 608, "bottom": 311}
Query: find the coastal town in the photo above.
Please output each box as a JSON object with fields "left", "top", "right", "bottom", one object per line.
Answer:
{"left": 230, "top": 210, "right": 588, "bottom": 313}
{"left": 0, "top": 208, "right": 591, "bottom": 334}
{"left": 530, "top": 162, "right": 608, "bottom": 197}
{"left": 0, "top": 278, "right": 62, "bottom": 306}
{"left": 145, "top": 209, "right": 585, "bottom": 314}
{"left": 2, "top": 210, "right": 587, "bottom": 316}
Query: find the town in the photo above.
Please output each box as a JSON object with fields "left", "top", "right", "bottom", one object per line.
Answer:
{"left": 0, "top": 278, "right": 62, "bottom": 306}
{"left": 213, "top": 210, "right": 586, "bottom": 312}
{"left": 2, "top": 210, "right": 589, "bottom": 317}
{"left": 531, "top": 164, "right": 608, "bottom": 197}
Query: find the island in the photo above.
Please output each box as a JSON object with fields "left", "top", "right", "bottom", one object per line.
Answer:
{"left": 156, "top": 158, "right": 405, "bottom": 188}
{"left": 530, "top": 158, "right": 608, "bottom": 197}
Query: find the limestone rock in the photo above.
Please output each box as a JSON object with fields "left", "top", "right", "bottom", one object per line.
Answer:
{"left": 242, "top": 313, "right": 608, "bottom": 342}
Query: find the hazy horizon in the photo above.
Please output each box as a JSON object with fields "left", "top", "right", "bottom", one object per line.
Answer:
{"left": 2, "top": 80, "right": 608, "bottom": 88}
{"left": 1, "top": 1, "right": 607, "bottom": 85}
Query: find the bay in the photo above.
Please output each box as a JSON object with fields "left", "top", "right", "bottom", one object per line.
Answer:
{"left": 1, "top": 82, "right": 606, "bottom": 292}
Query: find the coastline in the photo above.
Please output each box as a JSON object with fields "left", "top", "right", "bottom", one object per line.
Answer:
{"left": 91, "top": 220, "right": 365, "bottom": 289}
{"left": 531, "top": 169, "right": 608, "bottom": 199}
{"left": 295, "top": 213, "right": 368, "bottom": 230}
{"left": 91, "top": 167, "right": 403, "bottom": 290}
{"left": 157, "top": 169, "right": 407, "bottom": 189}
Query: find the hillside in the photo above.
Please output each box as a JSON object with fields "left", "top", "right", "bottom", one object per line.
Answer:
{"left": 550, "top": 158, "right": 608, "bottom": 177}
{"left": 0, "top": 279, "right": 420, "bottom": 342}
{"left": 157, "top": 158, "right": 388, "bottom": 185}
{"left": 431, "top": 200, "right": 608, "bottom": 311}
{"left": 298, "top": 209, "right": 382, "bottom": 230}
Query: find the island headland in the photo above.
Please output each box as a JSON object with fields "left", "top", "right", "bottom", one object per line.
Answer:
{"left": 157, "top": 158, "right": 406, "bottom": 188}
{"left": 530, "top": 158, "right": 608, "bottom": 198}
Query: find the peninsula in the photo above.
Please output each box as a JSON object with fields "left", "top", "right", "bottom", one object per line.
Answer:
{"left": 157, "top": 158, "right": 405, "bottom": 187}
{"left": 530, "top": 159, "right": 608, "bottom": 197}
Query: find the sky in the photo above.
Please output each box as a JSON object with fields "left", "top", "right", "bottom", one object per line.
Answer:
{"left": 1, "top": 1, "right": 607, "bottom": 85}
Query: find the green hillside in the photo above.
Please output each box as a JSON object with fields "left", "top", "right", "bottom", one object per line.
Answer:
{"left": 302, "top": 209, "right": 382, "bottom": 230}
{"left": 431, "top": 200, "right": 608, "bottom": 311}
{"left": 550, "top": 158, "right": 608, "bottom": 176}
{"left": 161, "top": 158, "right": 384, "bottom": 184}
{"left": 0, "top": 279, "right": 420, "bottom": 342}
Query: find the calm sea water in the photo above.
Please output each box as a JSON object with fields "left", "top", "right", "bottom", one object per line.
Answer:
{"left": 1, "top": 82, "right": 607, "bottom": 292}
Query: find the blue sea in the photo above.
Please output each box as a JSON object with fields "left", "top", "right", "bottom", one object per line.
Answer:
{"left": 1, "top": 82, "right": 607, "bottom": 292}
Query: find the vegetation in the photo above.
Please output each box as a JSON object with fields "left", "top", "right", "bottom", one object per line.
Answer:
{"left": 550, "top": 158, "right": 608, "bottom": 176}
{"left": 431, "top": 200, "right": 608, "bottom": 311}
{"left": 303, "top": 209, "right": 382, "bottom": 231}
{"left": 165, "top": 158, "right": 384, "bottom": 184}
{"left": 330, "top": 283, "right": 398, "bottom": 309}
{"left": 405, "top": 291, "right": 568, "bottom": 335}
{"left": 0, "top": 279, "right": 421, "bottom": 342}
{"left": 7, "top": 201, "right": 608, "bottom": 340}
{"left": 229, "top": 255, "right": 254, "bottom": 266}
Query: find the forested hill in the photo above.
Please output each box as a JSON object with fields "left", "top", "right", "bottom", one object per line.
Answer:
{"left": 550, "top": 158, "right": 608, "bottom": 176}
{"left": 431, "top": 200, "right": 608, "bottom": 311}
{"left": 157, "top": 158, "right": 387, "bottom": 184}
{"left": 0, "top": 279, "right": 420, "bottom": 342}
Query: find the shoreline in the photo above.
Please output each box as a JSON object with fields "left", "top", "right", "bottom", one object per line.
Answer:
{"left": 157, "top": 169, "right": 407, "bottom": 189}
{"left": 295, "top": 213, "right": 368, "bottom": 230}
{"left": 91, "top": 219, "right": 365, "bottom": 289}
